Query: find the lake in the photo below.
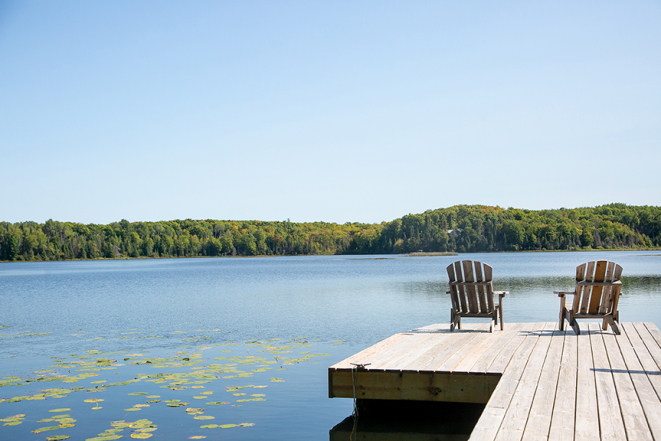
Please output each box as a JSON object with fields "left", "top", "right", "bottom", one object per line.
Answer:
{"left": 1, "top": 251, "right": 660, "bottom": 440}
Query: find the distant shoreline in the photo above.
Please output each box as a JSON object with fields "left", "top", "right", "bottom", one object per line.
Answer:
{"left": 4, "top": 247, "right": 661, "bottom": 264}
{"left": 2, "top": 204, "right": 660, "bottom": 262}
{"left": 406, "top": 251, "right": 459, "bottom": 257}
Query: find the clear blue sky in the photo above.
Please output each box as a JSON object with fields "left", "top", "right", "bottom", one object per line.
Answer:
{"left": 1, "top": 1, "right": 660, "bottom": 225}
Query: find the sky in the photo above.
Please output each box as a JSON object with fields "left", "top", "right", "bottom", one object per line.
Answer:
{"left": 1, "top": 1, "right": 660, "bottom": 225}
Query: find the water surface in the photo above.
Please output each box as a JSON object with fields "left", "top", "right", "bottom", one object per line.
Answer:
{"left": 1, "top": 251, "right": 660, "bottom": 439}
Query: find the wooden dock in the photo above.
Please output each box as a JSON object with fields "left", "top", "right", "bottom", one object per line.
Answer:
{"left": 329, "top": 322, "right": 661, "bottom": 441}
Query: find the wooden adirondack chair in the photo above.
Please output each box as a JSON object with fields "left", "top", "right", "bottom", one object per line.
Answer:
{"left": 555, "top": 260, "right": 623, "bottom": 335}
{"left": 446, "top": 260, "right": 507, "bottom": 332}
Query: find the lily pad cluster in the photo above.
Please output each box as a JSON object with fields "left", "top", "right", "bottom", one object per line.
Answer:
{"left": 1, "top": 332, "right": 337, "bottom": 440}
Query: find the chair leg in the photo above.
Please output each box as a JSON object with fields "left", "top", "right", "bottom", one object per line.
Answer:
{"left": 607, "top": 316, "right": 621, "bottom": 335}
{"left": 457, "top": 316, "right": 462, "bottom": 330}
{"left": 499, "top": 301, "right": 504, "bottom": 331}
{"left": 450, "top": 308, "right": 455, "bottom": 332}
{"left": 558, "top": 296, "right": 565, "bottom": 331}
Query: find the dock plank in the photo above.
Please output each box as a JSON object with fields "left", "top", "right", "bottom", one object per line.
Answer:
{"left": 469, "top": 322, "right": 527, "bottom": 373}
{"left": 486, "top": 322, "right": 538, "bottom": 374}
{"left": 644, "top": 322, "right": 661, "bottom": 351}
{"left": 331, "top": 332, "right": 412, "bottom": 369}
{"left": 385, "top": 333, "right": 457, "bottom": 370}
{"left": 493, "top": 323, "right": 555, "bottom": 441}
{"left": 635, "top": 322, "right": 661, "bottom": 371}
{"left": 619, "top": 323, "right": 661, "bottom": 440}
{"left": 363, "top": 333, "right": 437, "bottom": 370}
{"left": 404, "top": 332, "right": 480, "bottom": 371}
{"left": 547, "top": 330, "right": 577, "bottom": 441}
{"left": 624, "top": 322, "right": 661, "bottom": 420}
{"left": 369, "top": 332, "right": 443, "bottom": 370}
{"left": 589, "top": 322, "right": 626, "bottom": 441}
{"left": 522, "top": 328, "right": 565, "bottom": 441}
{"left": 601, "top": 327, "right": 653, "bottom": 440}
{"left": 574, "top": 323, "right": 599, "bottom": 441}
{"left": 452, "top": 323, "right": 526, "bottom": 373}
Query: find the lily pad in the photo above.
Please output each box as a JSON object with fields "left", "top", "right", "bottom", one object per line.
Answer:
{"left": 32, "top": 425, "right": 62, "bottom": 433}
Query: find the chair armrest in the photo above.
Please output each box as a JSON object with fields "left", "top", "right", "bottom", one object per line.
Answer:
{"left": 554, "top": 290, "right": 575, "bottom": 297}
{"left": 494, "top": 291, "right": 508, "bottom": 297}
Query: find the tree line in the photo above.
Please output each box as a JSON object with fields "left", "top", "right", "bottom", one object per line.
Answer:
{"left": 1, "top": 204, "right": 660, "bottom": 262}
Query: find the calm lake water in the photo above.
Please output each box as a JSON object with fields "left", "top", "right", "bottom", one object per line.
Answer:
{"left": 1, "top": 251, "right": 660, "bottom": 440}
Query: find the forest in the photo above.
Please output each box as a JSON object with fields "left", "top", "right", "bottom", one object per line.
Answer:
{"left": 1, "top": 204, "right": 660, "bottom": 262}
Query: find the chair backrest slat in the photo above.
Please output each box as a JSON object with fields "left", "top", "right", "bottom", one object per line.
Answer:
{"left": 588, "top": 261, "right": 608, "bottom": 314}
{"left": 454, "top": 261, "right": 468, "bottom": 313}
{"left": 484, "top": 263, "right": 495, "bottom": 312}
{"left": 578, "top": 262, "right": 594, "bottom": 314}
{"left": 462, "top": 261, "right": 479, "bottom": 313}
{"left": 447, "top": 263, "right": 460, "bottom": 313}
{"left": 474, "top": 262, "right": 488, "bottom": 313}
{"left": 599, "top": 261, "right": 616, "bottom": 314}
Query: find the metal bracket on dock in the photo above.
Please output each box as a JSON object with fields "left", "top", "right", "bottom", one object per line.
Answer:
{"left": 350, "top": 362, "right": 371, "bottom": 369}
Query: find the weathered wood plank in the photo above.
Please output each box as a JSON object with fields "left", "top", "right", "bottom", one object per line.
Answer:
{"left": 370, "top": 333, "right": 445, "bottom": 370}
{"left": 574, "top": 323, "right": 600, "bottom": 441}
{"left": 405, "top": 333, "right": 483, "bottom": 372}
{"left": 493, "top": 323, "right": 555, "bottom": 441}
{"left": 617, "top": 323, "right": 661, "bottom": 441}
{"left": 623, "top": 323, "right": 661, "bottom": 401}
{"left": 485, "top": 323, "right": 548, "bottom": 417}
{"left": 412, "top": 323, "right": 452, "bottom": 332}
{"left": 469, "top": 323, "right": 527, "bottom": 374}
{"left": 521, "top": 328, "right": 565, "bottom": 441}
{"left": 601, "top": 327, "right": 653, "bottom": 440}
{"left": 469, "top": 407, "right": 507, "bottom": 441}
{"left": 330, "top": 369, "right": 499, "bottom": 403}
{"left": 386, "top": 333, "right": 460, "bottom": 371}
{"left": 450, "top": 323, "right": 525, "bottom": 373}
{"left": 487, "top": 322, "right": 538, "bottom": 374}
{"left": 434, "top": 333, "right": 494, "bottom": 372}
{"left": 635, "top": 322, "right": 661, "bottom": 371}
{"left": 331, "top": 332, "right": 412, "bottom": 369}
{"left": 366, "top": 333, "right": 439, "bottom": 370}
{"left": 643, "top": 322, "right": 661, "bottom": 353}
{"left": 548, "top": 330, "right": 577, "bottom": 441}
{"left": 589, "top": 322, "right": 626, "bottom": 441}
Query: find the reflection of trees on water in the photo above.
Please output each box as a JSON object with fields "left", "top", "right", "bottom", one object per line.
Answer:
{"left": 401, "top": 275, "right": 661, "bottom": 298}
